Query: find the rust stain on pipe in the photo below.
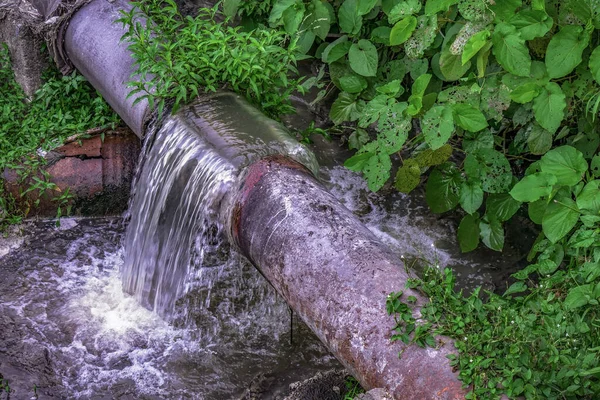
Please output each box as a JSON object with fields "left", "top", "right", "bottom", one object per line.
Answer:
{"left": 229, "top": 156, "right": 468, "bottom": 399}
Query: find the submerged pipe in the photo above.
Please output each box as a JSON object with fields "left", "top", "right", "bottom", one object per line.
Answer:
{"left": 228, "top": 156, "right": 466, "bottom": 398}
{"left": 60, "top": 0, "right": 467, "bottom": 397}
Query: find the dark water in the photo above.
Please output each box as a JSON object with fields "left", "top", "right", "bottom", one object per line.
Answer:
{"left": 0, "top": 218, "right": 339, "bottom": 399}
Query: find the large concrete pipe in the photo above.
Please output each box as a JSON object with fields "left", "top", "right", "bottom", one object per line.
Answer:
{"left": 63, "top": 0, "right": 150, "bottom": 137}
{"left": 229, "top": 156, "right": 466, "bottom": 399}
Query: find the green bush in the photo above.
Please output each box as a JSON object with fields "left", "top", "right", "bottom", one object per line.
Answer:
{"left": 117, "top": 0, "right": 304, "bottom": 117}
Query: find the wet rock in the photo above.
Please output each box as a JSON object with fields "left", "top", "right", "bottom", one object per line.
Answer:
{"left": 355, "top": 388, "right": 393, "bottom": 400}
{"left": 282, "top": 369, "right": 348, "bottom": 400}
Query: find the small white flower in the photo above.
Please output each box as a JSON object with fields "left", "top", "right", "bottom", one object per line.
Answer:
{"left": 557, "top": 324, "right": 560, "bottom": 328}
{"left": 566, "top": 333, "right": 569, "bottom": 337}
{"left": 401, "top": 255, "right": 405, "bottom": 259}
{"left": 470, "top": 359, "right": 473, "bottom": 363}
{"left": 511, "top": 320, "right": 514, "bottom": 324}
{"left": 464, "top": 337, "right": 468, "bottom": 341}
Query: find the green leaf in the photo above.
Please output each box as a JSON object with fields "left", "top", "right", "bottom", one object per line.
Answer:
{"left": 338, "top": 0, "right": 362, "bottom": 35}
{"left": 489, "top": 0, "right": 521, "bottom": 22}
{"left": 376, "top": 80, "right": 402, "bottom": 96}
{"left": 357, "top": 0, "right": 378, "bottom": 15}
{"left": 509, "top": 9, "right": 553, "bottom": 40}
{"left": 462, "top": 30, "right": 491, "bottom": 65}
{"left": 322, "top": 36, "right": 351, "bottom": 63}
{"left": 330, "top": 92, "right": 363, "bottom": 124}
{"left": 344, "top": 151, "right": 373, "bottom": 171}
{"left": 339, "top": 75, "right": 368, "bottom": 93}
{"left": 425, "top": 0, "right": 459, "bottom": 15}
{"left": 486, "top": 193, "right": 521, "bottom": 222}
{"left": 564, "top": 285, "right": 592, "bottom": 310}
{"left": 439, "top": 50, "right": 471, "bottom": 81}
{"left": 269, "top": 0, "right": 297, "bottom": 25}
{"left": 390, "top": 16, "right": 417, "bottom": 46}
{"left": 510, "top": 172, "right": 557, "bottom": 202}
{"left": 510, "top": 82, "right": 541, "bottom": 104}
{"left": 589, "top": 46, "right": 600, "bottom": 85}
{"left": 308, "top": 0, "right": 331, "bottom": 40}
{"left": 359, "top": 95, "right": 389, "bottom": 127}
{"left": 528, "top": 199, "right": 547, "bottom": 224}
{"left": 542, "top": 198, "right": 580, "bottom": 243}
{"left": 371, "top": 26, "right": 392, "bottom": 45}
{"left": 283, "top": 5, "right": 305, "bottom": 34}
{"left": 387, "top": 0, "right": 421, "bottom": 24}
{"left": 223, "top": 0, "right": 241, "bottom": 17}
{"left": 463, "top": 129, "right": 494, "bottom": 152}
{"left": 480, "top": 218, "right": 505, "bottom": 251}
{"left": 504, "top": 281, "right": 527, "bottom": 296}
{"left": 460, "top": 181, "right": 484, "bottom": 214}
{"left": 348, "top": 40, "right": 378, "bottom": 77}
{"left": 491, "top": 23, "right": 531, "bottom": 77}
{"left": 546, "top": 25, "right": 590, "bottom": 79}
{"left": 407, "top": 74, "right": 431, "bottom": 115}
{"left": 348, "top": 128, "right": 369, "bottom": 150}
{"left": 364, "top": 152, "right": 391, "bottom": 191}
{"left": 527, "top": 124, "right": 553, "bottom": 155}
{"left": 533, "top": 82, "right": 566, "bottom": 134}
{"left": 422, "top": 105, "right": 455, "bottom": 150}
{"left": 576, "top": 180, "right": 600, "bottom": 214}
{"left": 426, "top": 164, "right": 463, "bottom": 213}
{"left": 395, "top": 158, "right": 421, "bottom": 194}
{"left": 458, "top": 214, "right": 480, "bottom": 252}
{"left": 464, "top": 149, "right": 512, "bottom": 193}
{"left": 540, "top": 145, "right": 588, "bottom": 186}
{"left": 452, "top": 104, "right": 488, "bottom": 132}
{"left": 591, "top": 155, "right": 600, "bottom": 178}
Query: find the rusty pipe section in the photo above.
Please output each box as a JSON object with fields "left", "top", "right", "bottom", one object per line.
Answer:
{"left": 63, "top": 0, "right": 150, "bottom": 138}
{"left": 229, "top": 156, "right": 467, "bottom": 399}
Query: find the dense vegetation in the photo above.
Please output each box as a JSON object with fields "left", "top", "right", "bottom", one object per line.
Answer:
{"left": 0, "top": 44, "right": 120, "bottom": 227}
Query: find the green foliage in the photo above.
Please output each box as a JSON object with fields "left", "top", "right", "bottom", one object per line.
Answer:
{"left": 117, "top": 0, "right": 303, "bottom": 117}
{"left": 388, "top": 263, "right": 600, "bottom": 399}
{"left": 0, "top": 43, "right": 120, "bottom": 227}
{"left": 343, "top": 376, "right": 365, "bottom": 399}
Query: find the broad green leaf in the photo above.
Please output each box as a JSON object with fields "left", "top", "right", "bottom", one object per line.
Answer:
{"left": 504, "top": 281, "right": 527, "bottom": 296}
{"left": 540, "top": 145, "right": 588, "bottom": 186}
{"left": 564, "top": 285, "right": 592, "bottom": 310}
{"left": 388, "top": 0, "right": 421, "bottom": 24}
{"left": 480, "top": 219, "right": 505, "bottom": 251}
{"left": 414, "top": 145, "right": 453, "bottom": 167}
{"left": 458, "top": 214, "right": 480, "bottom": 252}
{"left": 576, "top": 180, "right": 600, "bottom": 214}
{"left": 357, "top": 0, "right": 378, "bottom": 15}
{"left": 464, "top": 149, "right": 512, "bottom": 193}
{"left": 308, "top": 0, "right": 331, "bottom": 40}
{"left": 459, "top": 181, "right": 484, "bottom": 214}
{"left": 542, "top": 198, "right": 580, "bottom": 243}
{"left": 422, "top": 105, "right": 455, "bottom": 149}
{"left": 330, "top": 92, "right": 363, "bottom": 124}
{"left": 452, "top": 104, "right": 488, "bottom": 132}
{"left": 491, "top": 23, "right": 531, "bottom": 77}
{"left": 364, "top": 152, "right": 391, "bottom": 191}
{"left": 425, "top": 0, "right": 459, "bottom": 15}
{"left": 546, "top": 25, "right": 590, "bottom": 79}
{"left": 348, "top": 40, "right": 378, "bottom": 77}
{"left": 348, "top": 128, "right": 369, "bottom": 150}
{"left": 406, "top": 74, "right": 431, "bottom": 116}
{"left": 476, "top": 41, "right": 493, "bottom": 77}
{"left": 463, "top": 129, "right": 494, "bottom": 152}
{"left": 589, "top": 46, "right": 600, "bottom": 85}
{"left": 395, "top": 158, "right": 421, "bottom": 193}
{"left": 528, "top": 199, "right": 547, "bottom": 224}
{"left": 371, "top": 26, "right": 392, "bottom": 45}
{"left": 489, "top": 0, "right": 522, "bottom": 22}
{"left": 344, "top": 151, "right": 374, "bottom": 171}
{"left": 322, "top": 35, "right": 351, "bottom": 63}
{"left": 269, "top": 0, "right": 297, "bottom": 25}
{"left": 510, "top": 82, "right": 541, "bottom": 104}
{"left": 339, "top": 75, "right": 368, "bottom": 93}
{"left": 376, "top": 80, "right": 402, "bottom": 96}
{"left": 426, "top": 164, "right": 463, "bottom": 213}
{"left": 462, "top": 30, "right": 490, "bottom": 65}
{"left": 223, "top": 0, "right": 241, "bottom": 17}
{"left": 509, "top": 9, "right": 553, "bottom": 40}
{"left": 359, "top": 95, "right": 389, "bottom": 127}
{"left": 377, "top": 103, "right": 410, "bottom": 154}
{"left": 389, "top": 16, "right": 417, "bottom": 46}
{"left": 591, "top": 155, "right": 600, "bottom": 178}
{"left": 527, "top": 124, "right": 553, "bottom": 155}
{"left": 532, "top": 82, "right": 566, "bottom": 134}
{"left": 486, "top": 193, "right": 521, "bottom": 222}
{"left": 282, "top": 5, "right": 305, "bottom": 33}
{"left": 510, "top": 172, "right": 557, "bottom": 202}
{"left": 338, "top": 0, "right": 362, "bottom": 35}
{"left": 439, "top": 50, "right": 471, "bottom": 81}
